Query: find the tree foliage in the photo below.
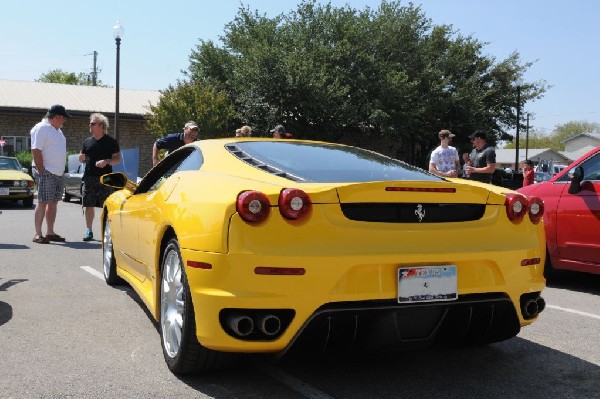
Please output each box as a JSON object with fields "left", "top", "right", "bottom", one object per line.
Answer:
{"left": 505, "top": 121, "right": 600, "bottom": 151}
{"left": 36, "top": 68, "right": 103, "bottom": 86}
{"left": 146, "top": 81, "right": 235, "bottom": 138}
{"left": 183, "top": 0, "right": 548, "bottom": 164}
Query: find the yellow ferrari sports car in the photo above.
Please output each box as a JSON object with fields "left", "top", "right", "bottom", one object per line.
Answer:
{"left": 100, "top": 138, "right": 546, "bottom": 374}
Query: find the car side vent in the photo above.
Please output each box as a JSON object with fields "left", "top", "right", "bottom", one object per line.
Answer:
{"left": 226, "top": 144, "right": 303, "bottom": 181}
{"left": 341, "top": 203, "right": 486, "bottom": 223}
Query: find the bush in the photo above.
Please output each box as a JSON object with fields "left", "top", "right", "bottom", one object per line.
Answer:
{"left": 14, "top": 150, "right": 33, "bottom": 173}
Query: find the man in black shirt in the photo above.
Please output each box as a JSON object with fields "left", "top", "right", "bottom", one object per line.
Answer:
{"left": 79, "top": 113, "right": 121, "bottom": 241}
{"left": 465, "top": 130, "right": 497, "bottom": 183}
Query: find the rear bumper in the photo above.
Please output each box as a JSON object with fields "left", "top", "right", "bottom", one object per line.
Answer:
{"left": 182, "top": 248, "right": 545, "bottom": 353}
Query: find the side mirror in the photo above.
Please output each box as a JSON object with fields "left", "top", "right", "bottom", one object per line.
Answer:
{"left": 568, "top": 166, "right": 584, "bottom": 194}
{"left": 22, "top": 168, "right": 29, "bottom": 174}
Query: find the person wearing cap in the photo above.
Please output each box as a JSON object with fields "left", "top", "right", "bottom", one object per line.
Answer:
{"left": 152, "top": 121, "right": 199, "bottom": 166}
{"left": 30, "top": 104, "right": 70, "bottom": 244}
{"left": 79, "top": 113, "right": 121, "bottom": 241}
{"left": 465, "top": 130, "right": 497, "bottom": 183}
{"left": 429, "top": 129, "right": 460, "bottom": 177}
{"left": 271, "top": 124, "right": 293, "bottom": 139}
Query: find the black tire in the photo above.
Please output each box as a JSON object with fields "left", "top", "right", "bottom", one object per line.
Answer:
{"left": 103, "top": 217, "right": 123, "bottom": 285}
{"left": 23, "top": 196, "right": 34, "bottom": 208}
{"left": 160, "top": 238, "right": 234, "bottom": 374}
{"left": 62, "top": 188, "right": 72, "bottom": 202}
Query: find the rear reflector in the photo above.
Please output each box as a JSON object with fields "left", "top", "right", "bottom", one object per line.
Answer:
{"left": 254, "top": 267, "right": 306, "bottom": 275}
{"left": 386, "top": 187, "right": 456, "bottom": 193}
{"left": 520, "top": 258, "right": 541, "bottom": 266}
{"left": 187, "top": 261, "right": 212, "bottom": 269}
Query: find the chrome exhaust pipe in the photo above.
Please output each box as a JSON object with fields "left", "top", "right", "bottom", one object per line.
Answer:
{"left": 522, "top": 299, "right": 539, "bottom": 319}
{"left": 259, "top": 314, "right": 282, "bottom": 336}
{"left": 227, "top": 315, "right": 254, "bottom": 337}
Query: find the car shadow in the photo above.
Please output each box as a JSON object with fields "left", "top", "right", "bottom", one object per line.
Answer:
{"left": 0, "top": 244, "right": 30, "bottom": 250}
{"left": 175, "top": 339, "right": 599, "bottom": 398}
{"left": 546, "top": 270, "right": 600, "bottom": 295}
{"left": 53, "top": 241, "right": 102, "bottom": 249}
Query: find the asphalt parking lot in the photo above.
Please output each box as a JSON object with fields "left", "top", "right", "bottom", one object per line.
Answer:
{"left": 0, "top": 200, "right": 599, "bottom": 398}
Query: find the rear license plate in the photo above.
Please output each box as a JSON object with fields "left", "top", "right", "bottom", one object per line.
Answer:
{"left": 397, "top": 265, "right": 457, "bottom": 303}
{"left": 0, "top": 187, "right": 9, "bottom": 196}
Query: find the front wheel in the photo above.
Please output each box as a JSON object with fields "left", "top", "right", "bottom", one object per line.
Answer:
{"left": 103, "top": 217, "right": 123, "bottom": 285}
{"left": 23, "top": 196, "right": 34, "bottom": 208}
{"left": 62, "top": 188, "right": 72, "bottom": 202}
{"left": 160, "top": 238, "right": 233, "bottom": 374}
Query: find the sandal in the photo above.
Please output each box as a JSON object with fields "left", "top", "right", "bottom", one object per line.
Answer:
{"left": 46, "top": 233, "right": 66, "bottom": 242}
{"left": 32, "top": 234, "right": 50, "bottom": 244}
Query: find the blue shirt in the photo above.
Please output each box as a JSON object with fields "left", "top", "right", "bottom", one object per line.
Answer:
{"left": 154, "top": 133, "right": 185, "bottom": 153}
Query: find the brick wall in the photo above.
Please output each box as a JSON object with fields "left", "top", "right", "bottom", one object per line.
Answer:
{"left": 0, "top": 111, "right": 155, "bottom": 176}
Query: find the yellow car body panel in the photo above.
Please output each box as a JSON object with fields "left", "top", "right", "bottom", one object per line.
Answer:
{"left": 101, "top": 138, "right": 546, "bottom": 356}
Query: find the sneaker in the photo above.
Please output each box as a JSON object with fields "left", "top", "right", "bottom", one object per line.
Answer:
{"left": 83, "top": 230, "right": 93, "bottom": 241}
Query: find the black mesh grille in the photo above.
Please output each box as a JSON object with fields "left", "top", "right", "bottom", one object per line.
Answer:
{"left": 284, "top": 294, "right": 520, "bottom": 357}
{"left": 341, "top": 203, "right": 486, "bottom": 223}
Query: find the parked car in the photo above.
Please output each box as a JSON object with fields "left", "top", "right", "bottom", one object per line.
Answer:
{"left": 519, "top": 146, "right": 600, "bottom": 276}
{"left": 63, "top": 159, "right": 84, "bottom": 202}
{"left": 100, "top": 138, "right": 546, "bottom": 374}
{"left": 0, "top": 156, "right": 34, "bottom": 207}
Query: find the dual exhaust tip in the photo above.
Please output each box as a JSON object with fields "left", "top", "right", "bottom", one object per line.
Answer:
{"left": 227, "top": 314, "right": 282, "bottom": 338}
{"left": 521, "top": 296, "right": 546, "bottom": 320}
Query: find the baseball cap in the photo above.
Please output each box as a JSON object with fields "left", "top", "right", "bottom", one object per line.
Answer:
{"left": 185, "top": 121, "right": 199, "bottom": 131}
{"left": 48, "top": 104, "right": 71, "bottom": 118}
{"left": 468, "top": 130, "right": 487, "bottom": 140}
{"left": 270, "top": 124, "right": 286, "bottom": 134}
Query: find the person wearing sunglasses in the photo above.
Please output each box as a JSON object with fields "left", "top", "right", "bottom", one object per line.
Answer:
{"left": 152, "top": 121, "right": 200, "bottom": 166}
{"left": 78, "top": 113, "right": 121, "bottom": 241}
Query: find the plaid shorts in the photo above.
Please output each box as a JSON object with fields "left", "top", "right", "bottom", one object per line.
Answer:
{"left": 33, "top": 168, "right": 64, "bottom": 203}
{"left": 82, "top": 176, "right": 115, "bottom": 207}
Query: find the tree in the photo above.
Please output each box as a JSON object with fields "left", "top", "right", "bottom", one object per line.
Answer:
{"left": 36, "top": 68, "right": 103, "bottom": 86}
{"left": 146, "top": 81, "right": 235, "bottom": 139}
{"left": 186, "top": 0, "right": 548, "bottom": 165}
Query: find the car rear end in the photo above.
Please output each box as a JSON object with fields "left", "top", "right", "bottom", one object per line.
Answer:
{"left": 183, "top": 175, "right": 546, "bottom": 354}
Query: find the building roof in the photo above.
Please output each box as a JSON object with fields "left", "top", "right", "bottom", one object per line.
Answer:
{"left": 561, "top": 145, "right": 599, "bottom": 162}
{"left": 495, "top": 148, "right": 571, "bottom": 164}
{"left": 562, "top": 132, "right": 600, "bottom": 143}
{"left": 0, "top": 79, "right": 161, "bottom": 116}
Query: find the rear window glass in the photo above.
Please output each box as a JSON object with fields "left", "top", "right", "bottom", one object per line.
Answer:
{"left": 232, "top": 141, "right": 440, "bottom": 183}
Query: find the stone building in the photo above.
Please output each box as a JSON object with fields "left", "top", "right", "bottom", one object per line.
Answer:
{"left": 0, "top": 80, "right": 160, "bottom": 175}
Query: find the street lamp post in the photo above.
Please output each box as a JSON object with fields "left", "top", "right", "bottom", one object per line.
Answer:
{"left": 113, "top": 21, "right": 124, "bottom": 143}
{"left": 514, "top": 81, "right": 522, "bottom": 171}
{"left": 525, "top": 113, "right": 530, "bottom": 160}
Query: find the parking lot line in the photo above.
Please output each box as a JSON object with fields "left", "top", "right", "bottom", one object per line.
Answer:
{"left": 81, "top": 266, "right": 104, "bottom": 281}
{"left": 547, "top": 304, "right": 600, "bottom": 320}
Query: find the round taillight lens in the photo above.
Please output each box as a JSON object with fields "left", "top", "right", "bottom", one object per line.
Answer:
{"left": 236, "top": 190, "right": 270, "bottom": 223}
{"left": 527, "top": 196, "right": 544, "bottom": 224}
{"left": 505, "top": 193, "right": 527, "bottom": 222}
{"left": 278, "top": 188, "right": 311, "bottom": 220}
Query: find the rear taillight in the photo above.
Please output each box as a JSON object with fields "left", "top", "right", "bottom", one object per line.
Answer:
{"left": 526, "top": 196, "right": 544, "bottom": 224}
{"left": 236, "top": 190, "right": 270, "bottom": 223}
{"left": 278, "top": 188, "right": 311, "bottom": 220}
{"left": 505, "top": 193, "right": 527, "bottom": 222}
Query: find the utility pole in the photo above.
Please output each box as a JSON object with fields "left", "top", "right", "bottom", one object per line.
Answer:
{"left": 91, "top": 51, "right": 98, "bottom": 86}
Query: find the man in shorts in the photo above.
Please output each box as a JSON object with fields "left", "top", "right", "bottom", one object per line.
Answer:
{"left": 31, "top": 105, "right": 69, "bottom": 244}
{"left": 79, "top": 113, "right": 121, "bottom": 241}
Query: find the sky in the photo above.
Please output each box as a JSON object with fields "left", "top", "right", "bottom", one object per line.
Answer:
{"left": 1, "top": 0, "right": 598, "bottom": 136}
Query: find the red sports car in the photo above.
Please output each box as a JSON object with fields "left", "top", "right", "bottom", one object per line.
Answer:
{"left": 519, "top": 146, "right": 600, "bottom": 276}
